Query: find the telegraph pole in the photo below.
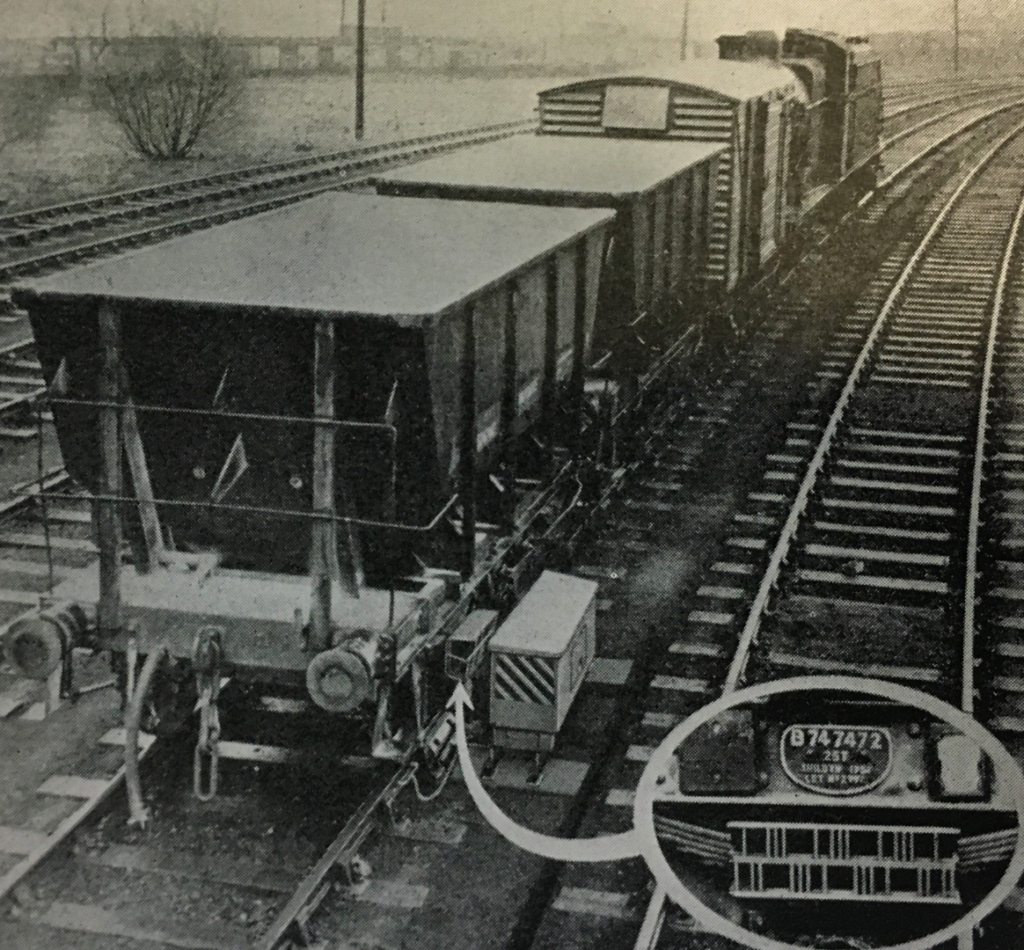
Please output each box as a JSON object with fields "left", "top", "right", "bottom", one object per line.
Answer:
{"left": 953, "top": 0, "right": 960, "bottom": 74}
{"left": 681, "top": 0, "right": 690, "bottom": 60}
{"left": 355, "top": 0, "right": 367, "bottom": 139}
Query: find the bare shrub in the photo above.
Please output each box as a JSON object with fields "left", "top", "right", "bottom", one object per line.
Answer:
{"left": 96, "top": 24, "right": 245, "bottom": 160}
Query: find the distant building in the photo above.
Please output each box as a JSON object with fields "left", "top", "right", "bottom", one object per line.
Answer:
{"left": 44, "top": 27, "right": 403, "bottom": 77}
{"left": 230, "top": 27, "right": 402, "bottom": 73}
{"left": 4, "top": 16, "right": 680, "bottom": 78}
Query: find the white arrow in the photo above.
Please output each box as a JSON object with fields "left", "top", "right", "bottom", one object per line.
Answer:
{"left": 449, "top": 682, "right": 642, "bottom": 862}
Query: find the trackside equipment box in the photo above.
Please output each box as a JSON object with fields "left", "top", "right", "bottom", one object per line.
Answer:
{"left": 488, "top": 571, "right": 598, "bottom": 751}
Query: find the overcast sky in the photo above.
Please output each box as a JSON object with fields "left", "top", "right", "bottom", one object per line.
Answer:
{"left": 3, "top": 0, "right": 1009, "bottom": 41}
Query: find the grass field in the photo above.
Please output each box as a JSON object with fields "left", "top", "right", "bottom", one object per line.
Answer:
{"left": 0, "top": 72, "right": 564, "bottom": 211}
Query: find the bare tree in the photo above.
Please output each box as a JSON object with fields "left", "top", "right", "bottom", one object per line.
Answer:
{"left": 96, "top": 23, "right": 245, "bottom": 160}
{"left": 0, "top": 74, "right": 72, "bottom": 159}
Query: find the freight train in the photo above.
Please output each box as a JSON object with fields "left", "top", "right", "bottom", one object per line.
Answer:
{"left": 6, "top": 29, "right": 884, "bottom": 800}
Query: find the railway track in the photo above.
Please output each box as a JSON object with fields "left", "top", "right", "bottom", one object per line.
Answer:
{"left": 884, "top": 76, "right": 1024, "bottom": 108}
{"left": 627, "top": 102, "right": 1024, "bottom": 950}
{"left": 883, "top": 81, "right": 1024, "bottom": 129}
{"left": 876, "top": 92, "right": 1024, "bottom": 188}
{"left": 0, "top": 339, "right": 42, "bottom": 433}
{"left": 1, "top": 89, "right": 1024, "bottom": 950}
{"left": 976, "top": 177, "right": 1024, "bottom": 736}
{"left": 0, "top": 736, "right": 413, "bottom": 949}
{"left": 0, "top": 118, "right": 532, "bottom": 288}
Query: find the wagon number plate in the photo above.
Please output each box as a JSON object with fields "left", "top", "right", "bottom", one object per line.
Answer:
{"left": 780, "top": 725, "right": 892, "bottom": 795}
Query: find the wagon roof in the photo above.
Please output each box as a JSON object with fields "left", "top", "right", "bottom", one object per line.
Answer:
{"left": 377, "top": 136, "right": 724, "bottom": 202}
{"left": 541, "top": 59, "right": 805, "bottom": 103}
{"left": 12, "top": 194, "right": 613, "bottom": 325}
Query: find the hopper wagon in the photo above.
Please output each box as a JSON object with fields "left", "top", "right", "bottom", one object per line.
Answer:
{"left": 8, "top": 193, "right": 613, "bottom": 779}
{"left": 3, "top": 21, "right": 887, "bottom": 819}
{"left": 376, "top": 137, "right": 723, "bottom": 369}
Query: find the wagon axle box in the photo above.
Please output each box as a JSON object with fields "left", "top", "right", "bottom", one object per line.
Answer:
{"left": 488, "top": 570, "right": 597, "bottom": 752}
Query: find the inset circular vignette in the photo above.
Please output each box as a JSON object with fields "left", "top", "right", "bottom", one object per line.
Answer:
{"left": 632, "top": 675, "right": 1024, "bottom": 950}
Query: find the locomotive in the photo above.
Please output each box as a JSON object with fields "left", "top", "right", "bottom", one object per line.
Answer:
{"left": 6, "top": 29, "right": 884, "bottom": 801}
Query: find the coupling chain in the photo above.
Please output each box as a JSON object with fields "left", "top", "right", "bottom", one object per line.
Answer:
{"left": 193, "top": 627, "right": 223, "bottom": 801}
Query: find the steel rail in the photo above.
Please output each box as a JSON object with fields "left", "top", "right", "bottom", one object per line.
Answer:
{"left": 0, "top": 470, "right": 70, "bottom": 519}
{"left": 884, "top": 82, "right": 1024, "bottom": 122}
{"left": 883, "top": 92, "right": 1024, "bottom": 150}
{"left": 0, "top": 387, "right": 43, "bottom": 415}
{"left": 779, "top": 100, "right": 1024, "bottom": 294}
{"left": 0, "top": 122, "right": 531, "bottom": 253}
{"left": 887, "top": 75, "right": 1012, "bottom": 90}
{"left": 869, "top": 93, "right": 1024, "bottom": 191}
{"left": 724, "top": 117, "right": 1024, "bottom": 694}
{"left": 883, "top": 75, "right": 1019, "bottom": 101}
{"left": 632, "top": 884, "right": 669, "bottom": 950}
{"left": 256, "top": 764, "right": 413, "bottom": 950}
{"left": 0, "top": 731, "right": 405, "bottom": 950}
{"left": 962, "top": 166, "right": 1024, "bottom": 715}
{"left": 0, "top": 736, "right": 159, "bottom": 906}
{"left": 0, "top": 337, "right": 34, "bottom": 359}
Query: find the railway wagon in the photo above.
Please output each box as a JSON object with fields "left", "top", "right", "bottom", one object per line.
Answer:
{"left": 376, "top": 137, "right": 723, "bottom": 367}
{"left": 9, "top": 193, "right": 613, "bottom": 734}
{"left": 535, "top": 61, "right": 806, "bottom": 291}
